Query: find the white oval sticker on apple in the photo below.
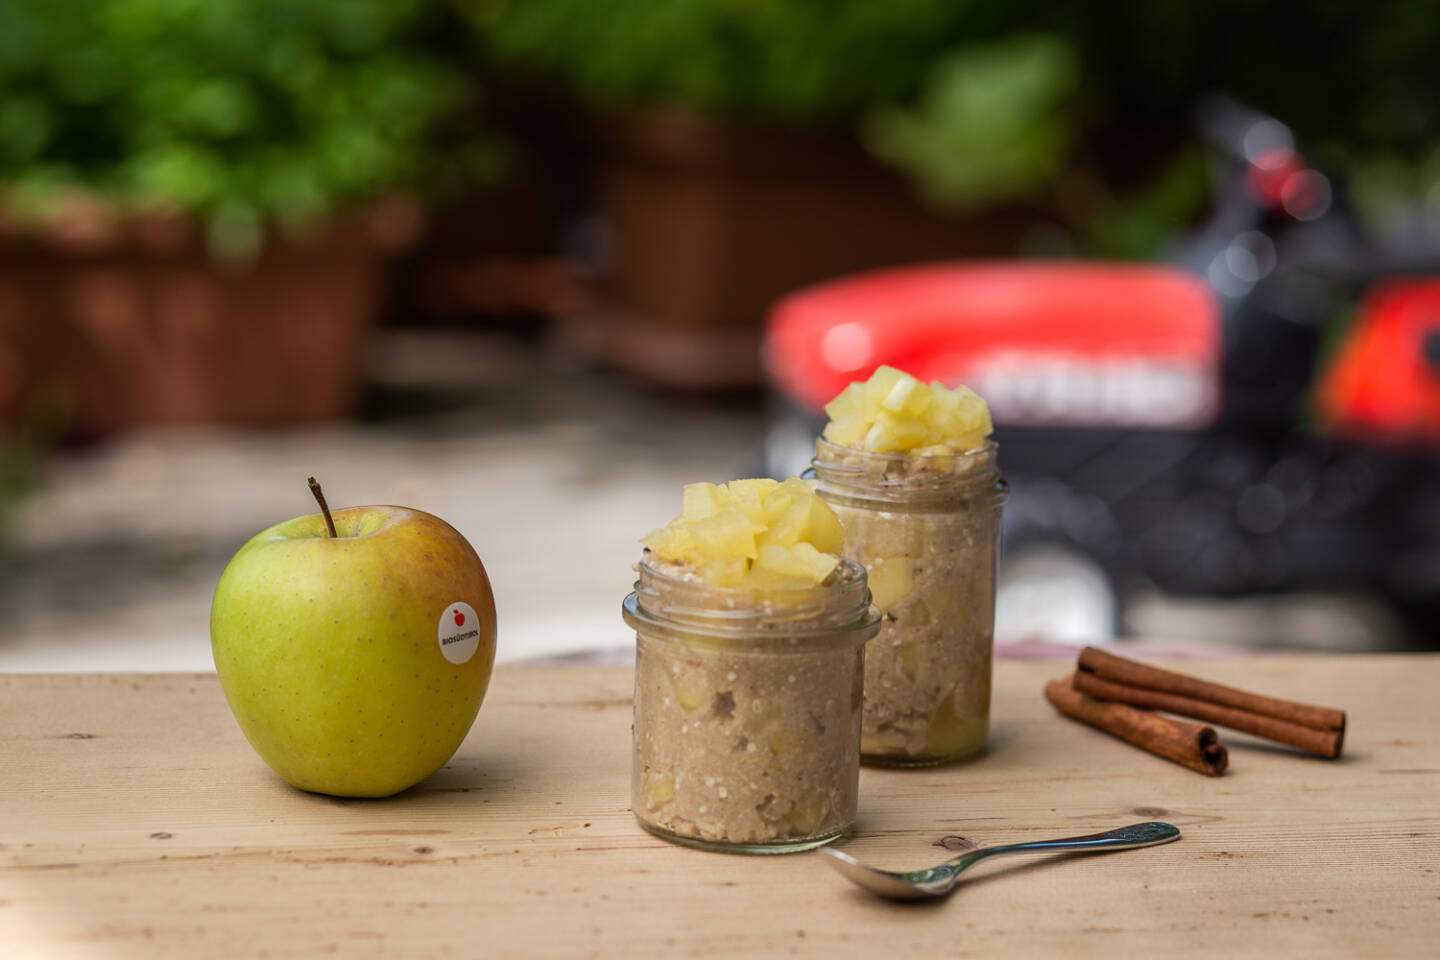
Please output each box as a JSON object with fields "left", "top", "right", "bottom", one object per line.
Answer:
{"left": 437, "top": 602, "right": 482, "bottom": 665}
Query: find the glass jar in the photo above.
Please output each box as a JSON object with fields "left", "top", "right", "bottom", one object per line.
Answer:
{"left": 623, "top": 557, "right": 881, "bottom": 854}
{"left": 811, "top": 438, "right": 1007, "bottom": 766}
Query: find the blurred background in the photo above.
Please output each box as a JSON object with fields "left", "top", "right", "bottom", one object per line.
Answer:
{"left": 1, "top": 0, "right": 1437, "bottom": 670}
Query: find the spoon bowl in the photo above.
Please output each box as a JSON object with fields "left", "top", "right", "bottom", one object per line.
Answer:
{"left": 821, "top": 821, "right": 1181, "bottom": 900}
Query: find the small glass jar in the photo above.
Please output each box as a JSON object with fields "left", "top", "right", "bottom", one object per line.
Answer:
{"left": 623, "top": 557, "right": 881, "bottom": 854}
{"left": 812, "top": 438, "right": 1007, "bottom": 766}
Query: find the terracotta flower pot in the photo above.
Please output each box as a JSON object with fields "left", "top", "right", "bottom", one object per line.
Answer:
{"left": 567, "top": 109, "right": 1041, "bottom": 389}
{"left": 0, "top": 264, "right": 34, "bottom": 427}
{"left": 0, "top": 201, "right": 419, "bottom": 435}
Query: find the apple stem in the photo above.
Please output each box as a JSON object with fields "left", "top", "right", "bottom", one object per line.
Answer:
{"left": 307, "top": 476, "right": 338, "bottom": 538}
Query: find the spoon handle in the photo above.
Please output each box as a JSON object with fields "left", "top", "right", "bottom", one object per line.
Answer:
{"left": 952, "top": 821, "right": 1181, "bottom": 873}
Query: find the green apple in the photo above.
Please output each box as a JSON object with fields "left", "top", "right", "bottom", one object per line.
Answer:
{"left": 211, "top": 494, "right": 496, "bottom": 797}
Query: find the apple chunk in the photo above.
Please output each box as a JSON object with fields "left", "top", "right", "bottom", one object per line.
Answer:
{"left": 821, "top": 365, "right": 993, "bottom": 454}
{"left": 641, "top": 477, "right": 844, "bottom": 589}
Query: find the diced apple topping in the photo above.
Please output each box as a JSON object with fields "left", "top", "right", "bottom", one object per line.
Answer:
{"left": 670, "top": 670, "right": 710, "bottom": 712}
{"left": 924, "top": 686, "right": 988, "bottom": 757}
{"left": 641, "top": 478, "right": 844, "bottom": 589}
{"left": 861, "top": 729, "right": 910, "bottom": 754}
{"left": 897, "top": 642, "right": 920, "bottom": 683}
{"left": 756, "top": 790, "right": 829, "bottom": 835}
{"left": 768, "top": 730, "right": 801, "bottom": 757}
{"left": 779, "top": 791, "right": 830, "bottom": 835}
{"left": 866, "top": 556, "right": 914, "bottom": 612}
{"left": 646, "top": 776, "right": 676, "bottom": 811}
{"left": 860, "top": 519, "right": 924, "bottom": 559}
{"left": 822, "top": 365, "right": 992, "bottom": 454}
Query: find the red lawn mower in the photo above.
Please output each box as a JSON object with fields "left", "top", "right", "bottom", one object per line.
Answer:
{"left": 763, "top": 103, "right": 1440, "bottom": 645}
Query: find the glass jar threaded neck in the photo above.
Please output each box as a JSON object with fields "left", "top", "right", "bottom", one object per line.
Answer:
{"left": 624, "top": 555, "right": 879, "bottom": 652}
{"left": 810, "top": 438, "right": 1007, "bottom": 510}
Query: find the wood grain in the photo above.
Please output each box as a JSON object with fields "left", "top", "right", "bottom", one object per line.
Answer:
{"left": 3, "top": 656, "right": 1438, "bottom": 959}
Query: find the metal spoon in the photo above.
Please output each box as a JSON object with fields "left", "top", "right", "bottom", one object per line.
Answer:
{"left": 821, "top": 821, "right": 1181, "bottom": 900}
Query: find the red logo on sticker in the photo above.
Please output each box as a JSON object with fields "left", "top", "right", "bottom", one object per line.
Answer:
{"left": 453, "top": 610, "right": 465, "bottom": 626}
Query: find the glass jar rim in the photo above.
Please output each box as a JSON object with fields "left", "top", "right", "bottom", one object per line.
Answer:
{"left": 814, "top": 435, "right": 999, "bottom": 466}
{"left": 622, "top": 556, "right": 881, "bottom": 652}
{"left": 810, "top": 437, "right": 1007, "bottom": 508}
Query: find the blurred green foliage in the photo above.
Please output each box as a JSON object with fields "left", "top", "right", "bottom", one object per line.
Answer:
{"left": 476, "top": 0, "right": 976, "bottom": 123}
{"left": 865, "top": 38, "right": 1080, "bottom": 209}
{"left": 479, "top": 0, "right": 1440, "bottom": 244}
{"left": 0, "top": 2, "right": 1434, "bottom": 256}
{"left": 0, "top": 0, "right": 493, "bottom": 255}
{"left": 0, "top": 438, "right": 40, "bottom": 533}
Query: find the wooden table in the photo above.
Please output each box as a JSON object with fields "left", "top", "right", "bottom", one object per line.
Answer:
{"left": 4, "top": 655, "right": 1437, "bottom": 958}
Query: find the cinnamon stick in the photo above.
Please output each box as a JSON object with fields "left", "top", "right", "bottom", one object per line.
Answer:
{"left": 1044, "top": 677, "right": 1229, "bottom": 776}
{"left": 1075, "top": 646, "right": 1346, "bottom": 759}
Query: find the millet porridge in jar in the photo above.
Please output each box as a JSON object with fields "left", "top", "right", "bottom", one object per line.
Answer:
{"left": 624, "top": 478, "right": 881, "bottom": 853}
{"left": 812, "top": 367, "right": 1006, "bottom": 766}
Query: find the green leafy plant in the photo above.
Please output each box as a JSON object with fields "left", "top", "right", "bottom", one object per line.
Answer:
{"left": 476, "top": 0, "right": 978, "bottom": 124}
{"left": 869, "top": 38, "right": 1213, "bottom": 259}
{"left": 865, "top": 37, "right": 1080, "bottom": 209}
{"left": 478, "top": 0, "right": 1440, "bottom": 254}
{"left": 0, "top": 439, "right": 37, "bottom": 529}
{"left": 0, "top": 0, "right": 494, "bottom": 255}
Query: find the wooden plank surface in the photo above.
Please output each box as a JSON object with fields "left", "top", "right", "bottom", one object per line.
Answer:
{"left": 3, "top": 656, "right": 1438, "bottom": 959}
